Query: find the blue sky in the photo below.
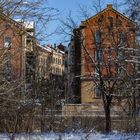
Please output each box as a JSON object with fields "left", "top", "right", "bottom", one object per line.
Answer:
{"left": 46, "top": 0, "right": 123, "bottom": 46}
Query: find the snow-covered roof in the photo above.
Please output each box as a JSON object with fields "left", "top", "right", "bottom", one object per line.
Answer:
{"left": 23, "top": 21, "right": 35, "bottom": 29}
{"left": 15, "top": 19, "right": 35, "bottom": 29}
{"left": 37, "top": 43, "right": 52, "bottom": 53}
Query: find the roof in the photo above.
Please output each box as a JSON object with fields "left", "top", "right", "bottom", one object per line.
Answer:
{"left": 0, "top": 12, "right": 23, "bottom": 29}
{"left": 57, "top": 43, "right": 66, "bottom": 52}
{"left": 37, "top": 43, "right": 52, "bottom": 53}
{"left": 0, "top": 11, "right": 36, "bottom": 38}
{"left": 81, "top": 4, "right": 135, "bottom": 25}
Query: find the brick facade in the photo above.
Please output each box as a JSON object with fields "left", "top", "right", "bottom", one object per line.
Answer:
{"left": 65, "top": 4, "right": 136, "bottom": 115}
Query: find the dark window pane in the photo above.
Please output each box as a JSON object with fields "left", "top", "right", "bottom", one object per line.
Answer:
{"left": 95, "top": 31, "right": 102, "bottom": 44}
{"left": 94, "top": 86, "right": 101, "bottom": 98}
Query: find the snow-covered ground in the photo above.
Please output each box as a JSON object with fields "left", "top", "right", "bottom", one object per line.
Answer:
{"left": 0, "top": 132, "right": 139, "bottom": 140}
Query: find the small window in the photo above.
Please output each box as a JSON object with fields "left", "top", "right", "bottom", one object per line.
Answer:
{"left": 117, "top": 19, "right": 122, "bottom": 27}
{"left": 94, "top": 86, "right": 101, "bottom": 98}
{"left": 108, "top": 16, "right": 113, "bottom": 28}
{"left": 4, "top": 36, "right": 11, "bottom": 48}
{"left": 117, "top": 67, "right": 125, "bottom": 76}
{"left": 54, "top": 68, "right": 56, "bottom": 74}
{"left": 56, "top": 58, "right": 58, "bottom": 64}
{"left": 95, "top": 31, "right": 102, "bottom": 44}
{"left": 53, "top": 58, "right": 55, "bottom": 63}
{"left": 118, "top": 49, "right": 124, "bottom": 61}
{"left": 97, "top": 15, "right": 104, "bottom": 25}
{"left": 95, "top": 49, "right": 102, "bottom": 62}
{"left": 119, "top": 32, "right": 125, "bottom": 41}
{"left": 58, "top": 59, "right": 60, "bottom": 64}
{"left": 97, "top": 18, "right": 102, "bottom": 25}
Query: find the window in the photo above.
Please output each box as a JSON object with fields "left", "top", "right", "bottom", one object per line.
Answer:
{"left": 95, "top": 49, "right": 102, "bottom": 62}
{"left": 97, "top": 18, "right": 102, "bottom": 25}
{"left": 58, "top": 68, "right": 60, "bottom": 74}
{"left": 54, "top": 67, "right": 56, "bottom": 74}
{"left": 118, "top": 50, "right": 124, "bottom": 61}
{"left": 4, "top": 36, "right": 11, "bottom": 48}
{"left": 56, "top": 68, "right": 58, "bottom": 74}
{"left": 56, "top": 58, "right": 58, "bottom": 64}
{"left": 117, "top": 19, "right": 122, "bottom": 27}
{"left": 94, "top": 86, "right": 101, "bottom": 98}
{"left": 97, "top": 15, "right": 104, "bottom": 26}
{"left": 60, "top": 69, "right": 62, "bottom": 74}
{"left": 95, "top": 31, "right": 101, "bottom": 44}
{"left": 108, "top": 16, "right": 113, "bottom": 28}
{"left": 119, "top": 32, "right": 125, "bottom": 41}
{"left": 53, "top": 58, "right": 55, "bottom": 63}
{"left": 58, "top": 59, "right": 60, "bottom": 64}
{"left": 117, "top": 66, "right": 125, "bottom": 76}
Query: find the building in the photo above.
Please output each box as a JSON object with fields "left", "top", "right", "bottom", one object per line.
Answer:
{"left": 50, "top": 44, "right": 66, "bottom": 109}
{"left": 35, "top": 43, "right": 66, "bottom": 112}
{"left": 64, "top": 4, "right": 136, "bottom": 115}
{"left": 67, "top": 30, "right": 81, "bottom": 104}
{"left": 36, "top": 44, "right": 52, "bottom": 80}
{"left": 0, "top": 9, "right": 36, "bottom": 97}
{"left": 51, "top": 44, "right": 65, "bottom": 76}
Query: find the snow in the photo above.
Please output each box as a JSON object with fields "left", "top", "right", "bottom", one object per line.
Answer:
{"left": 37, "top": 43, "right": 52, "bottom": 53}
{"left": 0, "top": 132, "right": 139, "bottom": 140}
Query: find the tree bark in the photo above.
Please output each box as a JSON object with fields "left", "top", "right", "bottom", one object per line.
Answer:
{"left": 105, "top": 103, "right": 111, "bottom": 133}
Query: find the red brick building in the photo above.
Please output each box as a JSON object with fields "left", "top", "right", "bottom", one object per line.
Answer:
{"left": 0, "top": 10, "right": 35, "bottom": 92}
{"left": 66, "top": 4, "right": 136, "bottom": 111}
{"left": 80, "top": 4, "right": 135, "bottom": 103}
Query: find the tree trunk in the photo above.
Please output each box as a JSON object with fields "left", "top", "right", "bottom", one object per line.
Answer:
{"left": 105, "top": 103, "right": 111, "bottom": 133}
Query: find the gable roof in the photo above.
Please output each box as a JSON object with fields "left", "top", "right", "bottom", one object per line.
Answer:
{"left": 81, "top": 4, "right": 135, "bottom": 25}
{"left": 0, "top": 11, "right": 37, "bottom": 40}
{"left": 0, "top": 12, "right": 23, "bottom": 29}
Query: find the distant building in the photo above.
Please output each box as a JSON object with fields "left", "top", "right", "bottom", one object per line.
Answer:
{"left": 16, "top": 20, "right": 35, "bottom": 36}
{"left": 36, "top": 44, "right": 52, "bottom": 80}
{"left": 51, "top": 44, "right": 65, "bottom": 76}
{"left": 35, "top": 43, "right": 66, "bottom": 111}
{"left": 49, "top": 44, "right": 66, "bottom": 109}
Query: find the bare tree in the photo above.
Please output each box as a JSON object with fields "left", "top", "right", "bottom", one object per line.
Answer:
{"left": 0, "top": 0, "right": 59, "bottom": 137}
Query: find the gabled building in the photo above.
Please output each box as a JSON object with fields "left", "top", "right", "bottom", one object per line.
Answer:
{"left": 65, "top": 4, "right": 136, "bottom": 115}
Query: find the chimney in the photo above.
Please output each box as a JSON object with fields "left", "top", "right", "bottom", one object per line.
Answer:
{"left": 107, "top": 4, "right": 113, "bottom": 9}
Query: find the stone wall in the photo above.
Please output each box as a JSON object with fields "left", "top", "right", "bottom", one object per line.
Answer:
{"left": 62, "top": 103, "right": 104, "bottom": 116}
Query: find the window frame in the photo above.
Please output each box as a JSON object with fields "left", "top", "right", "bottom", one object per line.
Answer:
{"left": 94, "top": 85, "right": 101, "bottom": 98}
{"left": 4, "top": 36, "right": 12, "bottom": 48}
